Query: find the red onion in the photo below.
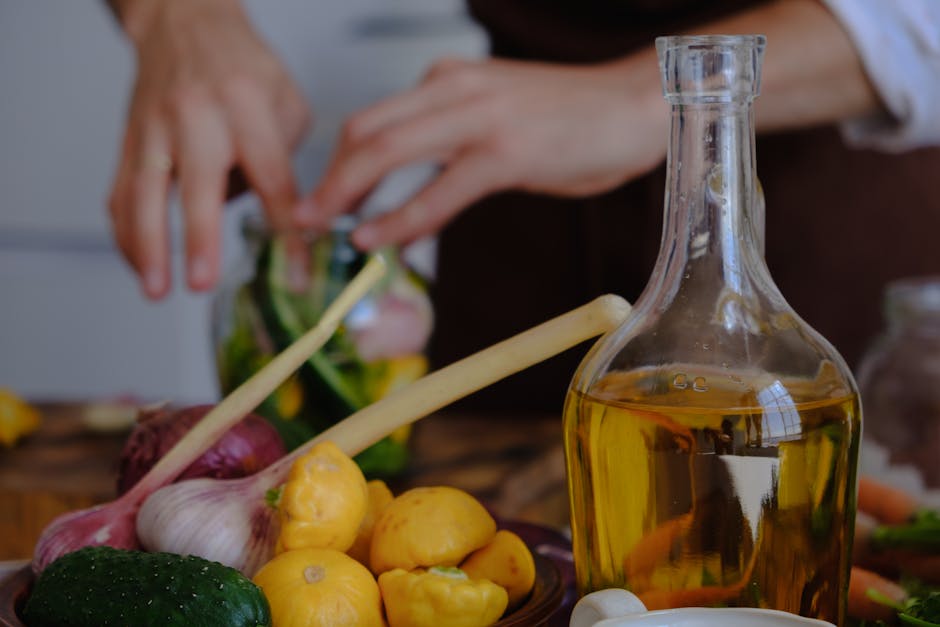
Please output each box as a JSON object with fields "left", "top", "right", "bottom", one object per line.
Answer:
{"left": 117, "top": 404, "right": 285, "bottom": 495}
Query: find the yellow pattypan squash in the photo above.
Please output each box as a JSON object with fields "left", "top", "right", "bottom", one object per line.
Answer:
{"left": 379, "top": 566, "right": 508, "bottom": 627}
{"left": 276, "top": 440, "right": 368, "bottom": 553}
{"left": 347, "top": 479, "right": 394, "bottom": 566}
{"left": 461, "top": 529, "right": 536, "bottom": 611}
{"left": 254, "top": 547, "right": 384, "bottom": 626}
{"left": 370, "top": 486, "right": 496, "bottom": 574}
{"left": 0, "top": 388, "right": 40, "bottom": 447}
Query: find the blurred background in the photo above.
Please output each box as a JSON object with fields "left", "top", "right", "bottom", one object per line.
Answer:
{"left": 0, "top": 0, "right": 486, "bottom": 403}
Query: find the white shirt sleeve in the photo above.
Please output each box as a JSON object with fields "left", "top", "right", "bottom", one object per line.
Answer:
{"left": 821, "top": 0, "right": 940, "bottom": 152}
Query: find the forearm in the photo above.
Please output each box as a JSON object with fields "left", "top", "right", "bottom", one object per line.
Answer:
{"left": 604, "top": 0, "right": 881, "bottom": 137}
{"left": 694, "top": 0, "right": 881, "bottom": 134}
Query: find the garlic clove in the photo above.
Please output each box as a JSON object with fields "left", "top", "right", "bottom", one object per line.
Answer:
{"left": 569, "top": 589, "right": 648, "bottom": 627}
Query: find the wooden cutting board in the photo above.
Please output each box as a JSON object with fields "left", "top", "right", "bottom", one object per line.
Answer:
{"left": 0, "top": 404, "right": 128, "bottom": 560}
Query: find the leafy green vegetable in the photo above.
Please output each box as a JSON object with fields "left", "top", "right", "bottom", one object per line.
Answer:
{"left": 872, "top": 510, "right": 940, "bottom": 553}
{"left": 900, "top": 591, "right": 940, "bottom": 626}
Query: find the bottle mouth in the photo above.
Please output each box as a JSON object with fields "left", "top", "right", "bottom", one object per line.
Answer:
{"left": 656, "top": 34, "right": 766, "bottom": 104}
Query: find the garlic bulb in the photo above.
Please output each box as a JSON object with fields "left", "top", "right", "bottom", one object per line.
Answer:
{"left": 137, "top": 475, "right": 280, "bottom": 576}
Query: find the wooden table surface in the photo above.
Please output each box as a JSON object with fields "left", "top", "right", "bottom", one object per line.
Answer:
{"left": 0, "top": 403, "right": 570, "bottom": 563}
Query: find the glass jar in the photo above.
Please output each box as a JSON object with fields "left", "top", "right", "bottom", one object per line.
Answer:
{"left": 562, "top": 35, "right": 860, "bottom": 624}
{"left": 212, "top": 212, "right": 434, "bottom": 477}
{"left": 857, "top": 277, "right": 940, "bottom": 488}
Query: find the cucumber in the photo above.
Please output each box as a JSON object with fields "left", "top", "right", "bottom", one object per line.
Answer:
{"left": 251, "top": 240, "right": 369, "bottom": 426}
{"left": 22, "top": 547, "right": 271, "bottom": 627}
{"left": 242, "top": 235, "right": 409, "bottom": 473}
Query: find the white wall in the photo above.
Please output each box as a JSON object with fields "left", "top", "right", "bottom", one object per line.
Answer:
{"left": 0, "top": 1, "right": 486, "bottom": 403}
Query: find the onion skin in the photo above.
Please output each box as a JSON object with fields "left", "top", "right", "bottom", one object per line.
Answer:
{"left": 117, "top": 404, "right": 285, "bottom": 495}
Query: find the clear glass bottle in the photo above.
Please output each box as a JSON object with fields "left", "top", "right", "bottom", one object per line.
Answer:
{"left": 212, "top": 212, "right": 434, "bottom": 477}
{"left": 857, "top": 277, "right": 940, "bottom": 488}
{"left": 562, "top": 35, "right": 860, "bottom": 623}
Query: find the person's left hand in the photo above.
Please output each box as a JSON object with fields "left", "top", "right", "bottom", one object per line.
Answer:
{"left": 108, "top": 0, "right": 311, "bottom": 299}
{"left": 297, "top": 55, "right": 667, "bottom": 250}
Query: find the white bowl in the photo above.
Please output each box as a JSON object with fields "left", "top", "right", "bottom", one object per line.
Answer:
{"left": 570, "top": 589, "right": 835, "bottom": 627}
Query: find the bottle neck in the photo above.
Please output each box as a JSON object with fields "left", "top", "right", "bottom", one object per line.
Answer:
{"left": 647, "top": 99, "right": 767, "bottom": 304}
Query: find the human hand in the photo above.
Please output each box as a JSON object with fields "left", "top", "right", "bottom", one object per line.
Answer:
{"left": 298, "top": 54, "right": 666, "bottom": 250}
{"left": 108, "top": 0, "right": 310, "bottom": 299}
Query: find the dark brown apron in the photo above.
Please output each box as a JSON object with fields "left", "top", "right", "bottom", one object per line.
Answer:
{"left": 428, "top": 0, "right": 940, "bottom": 412}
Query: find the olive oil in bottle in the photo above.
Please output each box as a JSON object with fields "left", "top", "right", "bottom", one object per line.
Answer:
{"left": 562, "top": 35, "right": 861, "bottom": 625}
{"left": 564, "top": 368, "right": 860, "bottom": 623}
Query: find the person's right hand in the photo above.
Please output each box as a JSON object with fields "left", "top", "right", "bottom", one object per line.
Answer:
{"left": 108, "top": 0, "right": 310, "bottom": 299}
{"left": 299, "top": 55, "right": 666, "bottom": 252}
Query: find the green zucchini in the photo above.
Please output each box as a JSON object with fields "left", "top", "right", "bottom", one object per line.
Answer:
{"left": 22, "top": 547, "right": 271, "bottom": 627}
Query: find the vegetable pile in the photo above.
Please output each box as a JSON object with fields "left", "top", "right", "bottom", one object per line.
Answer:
{"left": 23, "top": 436, "right": 537, "bottom": 627}
{"left": 19, "top": 294, "right": 644, "bottom": 624}
{"left": 848, "top": 477, "right": 940, "bottom": 626}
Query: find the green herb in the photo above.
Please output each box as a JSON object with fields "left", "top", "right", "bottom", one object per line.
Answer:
{"left": 899, "top": 591, "right": 940, "bottom": 626}
{"left": 872, "top": 510, "right": 940, "bottom": 553}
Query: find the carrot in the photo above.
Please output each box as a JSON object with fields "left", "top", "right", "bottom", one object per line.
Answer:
{"left": 848, "top": 566, "right": 907, "bottom": 623}
{"left": 623, "top": 513, "right": 694, "bottom": 578}
{"left": 857, "top": 476, "right": 920, "bottom": 524}
{"left": 861, "top": 551, "right": 940, "bottom": 585}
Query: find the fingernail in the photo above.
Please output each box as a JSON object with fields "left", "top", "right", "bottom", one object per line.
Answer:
{"left": 189, "top": 256, "right": 211, "bottom": 286}
{"left": 352, "top": 223, "right": 378, "bottom": 250}
{"left": 143, "top": 269, "right": 165, "bottom": 298}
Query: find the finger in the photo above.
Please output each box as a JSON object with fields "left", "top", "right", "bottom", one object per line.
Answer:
{"left": 351, "top": 148, "right": 507, "bottom": 249}
{"left": 310, "top": 101, "right": 490, "bottom": 228}
{"left": 108, "top": 135, "right": 136, "bottom": 271}
{"left": 338, "top": 65, "right": 472, "bottom": 145}
{"left": 275, "top": 86, "right": 313, "bottom": 150}
{"left": 227, "top": 89, "right": 300, "bottom": 232}
{"left": 127, "top": 122, "right": 174, "bottom": 299}
{"left": 175, "top": 102, "right": 233, "bottom": 291}
{"left": 283, "top": 231, "right": 311, "bottom": 293}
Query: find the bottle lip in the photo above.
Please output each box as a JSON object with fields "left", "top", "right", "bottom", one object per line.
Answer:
{"left": 655, "top": 34, "right": 767, "bottom": 52}
{"left": 656, "top": 34, "right": 766, "bottom": 104}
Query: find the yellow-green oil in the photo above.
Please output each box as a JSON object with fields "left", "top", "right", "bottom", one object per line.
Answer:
{"left": 563, "top": 369, "right": 860, "bottom": 624}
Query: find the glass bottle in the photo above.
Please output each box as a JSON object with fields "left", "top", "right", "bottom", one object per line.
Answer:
{"left": 212, "top": 211, "right": 434, "bottom": 477}
{"left": 562, "top": 35, "right": 860, "bottom": 623}
{"left": 857, "top": 277, "right": 940, "bottom": 488}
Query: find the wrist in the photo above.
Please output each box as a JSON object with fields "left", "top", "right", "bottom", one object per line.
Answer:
{"left": 106, "top": 0, "right": 160, "bottom": 45}
{"left": 107, "top": 0, "right": 243, "bottom": 47}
